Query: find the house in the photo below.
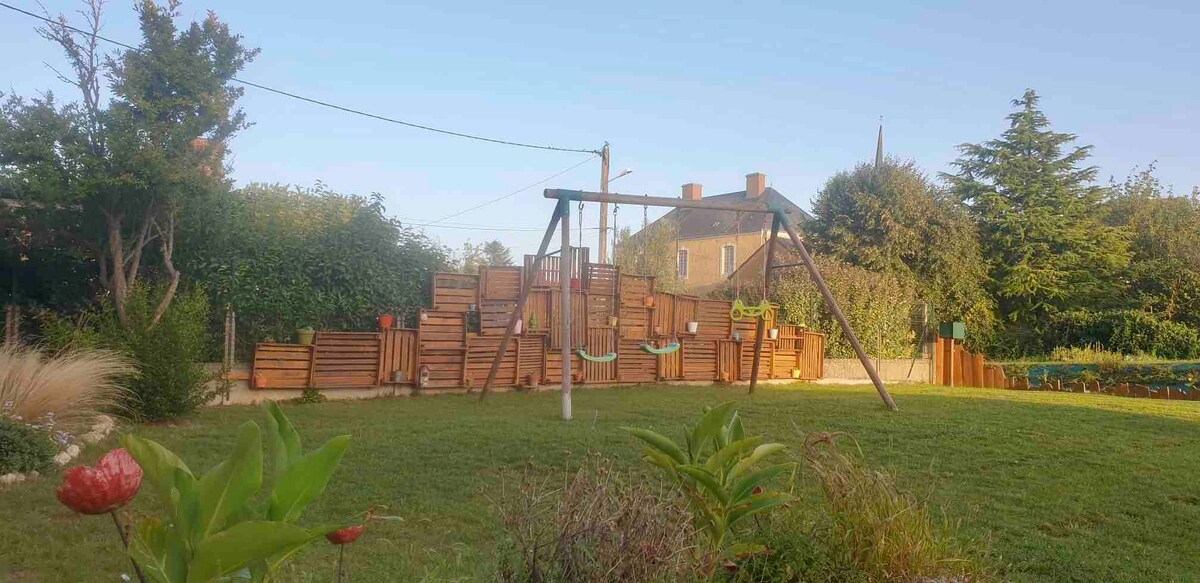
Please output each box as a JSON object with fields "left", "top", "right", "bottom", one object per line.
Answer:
{"left": 644, "top": 172, "right": 811, "bottom": 296}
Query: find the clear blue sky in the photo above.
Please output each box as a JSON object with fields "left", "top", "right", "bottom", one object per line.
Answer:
{"left": 3, "top": 0, "right": 1197, "bottom": 258}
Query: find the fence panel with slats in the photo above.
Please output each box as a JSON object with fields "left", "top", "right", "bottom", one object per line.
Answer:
{"left": 252, "top": 344, "right": 313, "bottom": 389}
{"left": 311, "top": 332, "right": 380, "bottom": 388}
{"left": 380, "top": 328, "right": 418, "bottom": 384}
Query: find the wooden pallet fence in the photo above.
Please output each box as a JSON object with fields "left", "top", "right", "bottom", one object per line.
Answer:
{"left": 252, "top": 343, "right": 313, "bottom": 389}
{"left": 933, "top": 337, "right": 1006, "bottom": 389}
{"left": 249, "top": 264, "right": 827, "bottom": 391}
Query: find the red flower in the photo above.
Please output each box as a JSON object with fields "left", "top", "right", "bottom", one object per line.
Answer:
{"left": 55, "top": 449, "right": 143, "bottom": 515}
{"left": 752, "top": 486, "right": 763, "bottom": 495}
{"left": 326, "top": 524, "right": 364, "bottom": 545}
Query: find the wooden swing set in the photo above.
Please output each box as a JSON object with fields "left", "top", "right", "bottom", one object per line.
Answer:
{"left": 481, "top": 188, "right": 899, "bottom": 418}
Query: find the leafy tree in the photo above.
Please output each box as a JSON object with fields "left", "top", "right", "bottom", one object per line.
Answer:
{"left": 945, "top": 90, "right": 1130, "bottom": 353}
{"left": 0, "top": 0, "right": 257, "bottom": 328}
{"left": 1105, "top": 165, "right": 1200, "bottom": 330}
{"left": 614, "top": 217, "right": 681, "bottom": 292}
{"left": 810, "top": 158, "right": 995, "bottom": 343}
{"left": 176, "top": 183, "right": 450, "bottom": 356}
{"left": 458, "top": 239, "right": 513, "bottom": 272}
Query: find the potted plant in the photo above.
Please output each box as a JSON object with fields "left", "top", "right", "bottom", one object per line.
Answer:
{"left": 377, "top": 313, "right": 395, "bottom": 329}
{"left": 297, "top": 326, "right": 315, "bottom": 345}
{"left": 643, "top": 295, "right": 655, "bottom": 308}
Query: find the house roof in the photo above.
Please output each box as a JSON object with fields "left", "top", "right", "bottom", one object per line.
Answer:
{"left": 650, "top": 187, "right": 812, "bottom": 241}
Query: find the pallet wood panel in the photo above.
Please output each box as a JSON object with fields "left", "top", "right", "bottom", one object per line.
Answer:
{"left": 619, "top": 339, "right": 658, "bottom": 383}
{"left": 682, "top": 339, "right": 718, "bottom": 381}
{"left": 549, "top": 290, "right": 588, "bottom": 350}
{"left": 796, "top": 332, "right": 825, "bottom": 380}
{"left": 696, "top": 300, "right": 732, "bottom": 339}
{"left": 659, "top": 341, "right": 683, "bottom": 380}
{"left": 464, "top": 336, "right": 518, "bottom": 387}
{"left": 481, "top": 266, "right": 522, "bottom": 301}
{"left": 619, "top": 274, "right": 654, "bottom": 307}
{"left": 674, "top": 296, "right": 699, "bottom": 335}
{"left": 432, "top": 272, "right": 479, "bottom": 313}
{"left": 583, "top": 327, "right": 617, "bottom": 383}
{"left": 480, "top": 300, "right": 518, "bottom": 336}
{"left": 545, "top": 350, "right": 582, "bottom": 384}
{"left": 739, "top": 340, "right": 774, "bottom": 380}
{"left": 717, "top": 340, "right": 740, "bottom": 382}
{"left": 312, "top": 332, "right": 381, "bottom": 388}
{"left": 252, "top": 344, "right": 313, "bottom": 389}
{"left": 523, "top": 290, "right": 551, "bottom": 333}
{"left": 380, "top": 328, "right": 418, "bottom": 384}
{"left": 518, "top": 335, "right": 547, "bottom": 384}
{"left": 651, "top": 292, "right": 675, "bottom": 337}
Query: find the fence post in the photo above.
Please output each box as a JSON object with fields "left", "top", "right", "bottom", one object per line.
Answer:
{"left": 4, "top": 304, "right": 18, "bottom": 346}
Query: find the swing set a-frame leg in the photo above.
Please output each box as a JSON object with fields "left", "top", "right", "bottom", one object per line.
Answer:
{"left": 480, "top": 201, "right": 564, "bottom": 400}
{"left": 748, "top": 214, "right": 781, "bottom": 394}
{"left": 775, "top": 212, "right": 898, "bottom": 411}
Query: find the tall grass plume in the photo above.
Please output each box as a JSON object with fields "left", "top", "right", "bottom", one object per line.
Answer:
{"left": 0, "top": 344, "right": 134, "bottom": 430}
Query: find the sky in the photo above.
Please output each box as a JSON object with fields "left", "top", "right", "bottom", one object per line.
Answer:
{"left": 2, "top": 0, "right": 1198, "bottom": 259}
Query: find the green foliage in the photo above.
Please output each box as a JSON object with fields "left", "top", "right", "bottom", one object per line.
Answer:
{"left": 946, "top": 90, "right": 1131, "bottom": 353}
{"left": 459, "top": 239, "right": 515, "bottom": 272}
{"left": 623, "top": 402, "right": 794, "bottom": 559}
{"left": 614, "top": 218, "right": 681, "bottom": 293}
{"left": 0, "top": 417, "right": 56, "bottom": 474}
{"left": 176, "top": 183, "right": 450, "bottom": 356}
{"left": 292, "top": 389, "right": 327, "bottom": 405}
{"left": 809, "top": 157, "right": 997, "bottom": 348}
{"left": 1047, "top": 310, "right": 1199, "bottom": 360}
{"left": 770, "top": 254, "right": 917, "bottom": 358}
{"left": 122, "top": 401, "right": 350, "bottom": 583}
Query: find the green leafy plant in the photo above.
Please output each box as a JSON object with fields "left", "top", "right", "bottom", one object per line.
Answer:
{"left": 0, "top": 417, "right": 57, "bottom": 474}
{"left": 121, "top": 400, "right": 351, "bottom": 582}
{"left": 623, "top": 401, "right": 794, "bottom": 562}
{"left": 293, "top": 389, "right": 327, "bottom": 405}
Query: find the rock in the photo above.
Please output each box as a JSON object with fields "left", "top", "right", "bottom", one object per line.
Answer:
{"left": 0, "top": 473, "right": 18, "bottom": 485}
{"left": 66, "top": 444, "right": 81, "bottom": 458}
{"left": 54, "top": 452, "right": 72, "bottom": 466}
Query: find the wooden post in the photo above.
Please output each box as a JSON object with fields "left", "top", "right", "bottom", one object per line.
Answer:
{"left": 748, "top": 214, "right": 780, "bottom": 393}
{"left": 481, "top": 204, "right": 562, "bottom": 399}
{"left": 777, "top": 212, "right": 898, "bottom": 410}
{"left": 598, "top": 144, "right": 610, "bottom": 263}
{"left": 561, "top": 201, "right": 573, "bottom": 420}
{"left": 947, "top": 338, "right": 956, "bottom": 387}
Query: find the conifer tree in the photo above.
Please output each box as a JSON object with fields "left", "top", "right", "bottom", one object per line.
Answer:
{"left": 945, "top": 90, "right": 1129, "bottom": 349}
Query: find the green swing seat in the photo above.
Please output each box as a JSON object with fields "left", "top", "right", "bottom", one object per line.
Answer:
{"left": 576, "top": 349, "right": 618, "bottom": 363}
{"left": 639, "top": 342, "right": 681, "bottom": 355}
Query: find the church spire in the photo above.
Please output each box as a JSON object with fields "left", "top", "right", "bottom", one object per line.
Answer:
{"left": 875, "top": 118, "right": 884, "bottom": 169}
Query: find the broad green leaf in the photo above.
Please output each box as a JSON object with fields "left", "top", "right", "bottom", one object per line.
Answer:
{"left": 730, "top": 463, "right": 795, "bottom": 503}
{"left": 196, "top": 421, "right": 263, "bottom": 538}
{"left": 642, "top": 450, "right": 678, "bottom": 475}
{"left": 678, "top": 465, "right": 729, "bottom": 505}
{"left": 729, "top": 443, "right": 787, "bottom": 480}
{"left": 129, "top": 518, "right": 178, "bottom": 583}
{"left": 728, "top": 412, "right": 745, "bottom": 442}
{"left": 727, "top": 492, "right": 791, "bottom": 529}
{"left": 187, "top": 522, "right": 323, "bottom": 583}
{"left": 263, "top": 401, "right": 301, "bottom": 483}
{"left": 690, "top": 401, "right": 736, "bottom": 460}
{"left": 124, "top": 434, "right": 196, "bottom": 508}
{"left": 268, "top": 434, "right": 350, "bottom": 523}
{"left": 704, "top": 437, "right": 763, "bottom": 475}
{"left": 622, "top": 427, "right": 686, "bottom": 465}
{"left": 723, "top": 542, "right": 768, "bottom": 560}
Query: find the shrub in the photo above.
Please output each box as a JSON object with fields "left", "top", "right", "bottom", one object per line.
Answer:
{"left": 0, "top": 344, "right": 133, "bottom": 431}
{"left": 1048, "top": 310, "right": 1200, "bottom": 360}
{"left": 0, "top": 417, "right": 57, "bottom": 474}
{"left": 801, "top": 434, "right": 994, "bottom": 582}
{"left": 494, "top": 454, "right": 697, "bottom": 583}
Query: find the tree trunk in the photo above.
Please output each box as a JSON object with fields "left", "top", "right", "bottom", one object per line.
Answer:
{"left": 149, "top": 213, "right": 179, "bottom": 328}
{"left": 105, "top": 212, "right": 129, "bottom": 327}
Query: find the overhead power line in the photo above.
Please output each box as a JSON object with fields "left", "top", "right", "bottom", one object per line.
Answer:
{"left": 411, "top": 153, "right": 599, "bottom": 227}
{"left": 0, "top": 1, "right": 600, "bottom": 154}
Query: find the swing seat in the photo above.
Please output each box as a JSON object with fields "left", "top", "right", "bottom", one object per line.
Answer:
{"left": 576, "top": 349, "right": 618, "bottom": 363}
{"left": 639, "top": 342, "right": 680, "bottom": 355}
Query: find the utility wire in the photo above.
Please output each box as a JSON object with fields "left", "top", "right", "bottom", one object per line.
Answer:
{"left": 0, "top": 1, "right": 601, "bottom": 155}
{"left": 411, "top": 153, "right": 598, "bottom": 227}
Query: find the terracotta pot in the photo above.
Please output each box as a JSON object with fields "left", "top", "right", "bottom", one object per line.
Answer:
{"left": 378, "top": 314, "right": 395, "bottom": 329}
{"left": 644, "top": 295, "right": 655, "bottom": 308}
{"left": 570, "top": 278, "right": 582, "bottom": 291}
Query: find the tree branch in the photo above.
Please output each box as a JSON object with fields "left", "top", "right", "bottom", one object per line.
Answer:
{"left": 149, "top": 212, "right": 179, "bottom": 328}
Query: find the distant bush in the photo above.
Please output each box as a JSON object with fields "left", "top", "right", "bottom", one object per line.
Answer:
{"left": 1048, "top": 310, "right": 1200, "bottom": 360}
{"left": 0, "top": 417, "right": 56, "bottom": 474}
{"left": 40, "top": 286, "right": 214, "bottom": 421}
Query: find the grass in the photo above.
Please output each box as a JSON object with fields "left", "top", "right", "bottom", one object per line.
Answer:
{"left": 2, "top": 382, "right": 1200, "bottom": 582}
{"left": 0, "top": 344, "right": 133, "bottom": 431}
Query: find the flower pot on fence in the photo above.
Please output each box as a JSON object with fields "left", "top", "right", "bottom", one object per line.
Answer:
{"left": 570, "top": 278, "right": 582, "bottom": 291}
{"left": 608, "top": 316, "right": 619, "bottom": 327}
{"left": 768, "top": 328, "right": 779, "bottom": 340}
{"left": 644, "top": 295, "right": 655, "bottom": 308}
{"left": 687, "top": 321, "right": 699, "bottom": 334}
{"left": 296, "top": 328, "right": 315, "bottom": 345}
{"left": 378, "top": 314, "right": 395, "bottom": 329}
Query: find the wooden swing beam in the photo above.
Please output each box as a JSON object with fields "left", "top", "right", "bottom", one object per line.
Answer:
{"left": 480, "top": 188, "right": 899, "bottom": 414}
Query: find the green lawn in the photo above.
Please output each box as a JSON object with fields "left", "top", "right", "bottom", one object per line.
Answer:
{"left": 3, "top": 383, "right": 1200, "bottom": 582}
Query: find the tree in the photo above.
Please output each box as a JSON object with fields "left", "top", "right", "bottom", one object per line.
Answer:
{"left": 0, "top": 0, "right": 257, "bottom": 328}
{"left": 1104, "top": 165, "right": 1200, "bottom": 330}
{"left": 945, "top": 90, "right": 1129, "bottom": 352}
{"left": 809, "top": 158, "right": 995, "bottom": 341}
{"left": 482, "top": 240, "right": 514, "bottom": 266}
{"left": 614, "top": 217, "right": 680, "bottom": 293}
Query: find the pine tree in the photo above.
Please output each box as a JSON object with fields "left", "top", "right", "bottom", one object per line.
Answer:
{"left": 945, "top": 90, "right": 1129, "bottom": 349}
{"left": 482, "top": 240, "right": 514, "bottom": 266}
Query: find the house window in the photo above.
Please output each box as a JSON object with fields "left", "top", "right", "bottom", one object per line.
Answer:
{"left": 721, "top": 244, "right": 736, "bottom": 276}
{"left": 677, "top": 249, "right": 689, "bottom": 279}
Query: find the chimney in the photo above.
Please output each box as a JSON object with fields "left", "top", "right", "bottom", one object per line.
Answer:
{"left": 682, "top": 183, "right": 703, "bottom": 201}
{"left": 745, "top": 173, "right": 766, "bottom": 199}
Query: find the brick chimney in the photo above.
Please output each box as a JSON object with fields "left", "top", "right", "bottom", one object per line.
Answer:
{"left": 745, "top": 172, "right": 766, "bottom": 199}
{"left": 682, "top": 183, "right": 703, "bottom": 201}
